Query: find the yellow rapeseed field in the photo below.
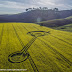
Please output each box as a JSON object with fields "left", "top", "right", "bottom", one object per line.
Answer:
{"left": 0, "top": 23, "right": 72, "bottom": 72}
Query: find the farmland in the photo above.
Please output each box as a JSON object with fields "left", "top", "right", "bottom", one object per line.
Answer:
{"left": 37, "top": 16, "right": 72, "bottom": 28}
{"left": 0, "top": 23, "right": 72, "bottom": 72}
{"left": 55, "top": 24, "right": 72, "bottom": 32}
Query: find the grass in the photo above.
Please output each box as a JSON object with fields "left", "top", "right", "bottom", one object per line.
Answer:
{"left": 0, "top": 23, "right": 72, "bottom": 72}
{"left": 37, "top": 16, "right": 72, "bottom": 28}
{"left": 54, "top": 24, "right": 72, "bottom": 32}
{"left": 65, "top": 16, "right": 72, "bottom": 19}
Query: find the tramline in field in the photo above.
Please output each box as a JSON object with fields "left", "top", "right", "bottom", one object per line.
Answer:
{"left": 8, "top": 31, "right": 50, "bottom": 63}
{"left": 0, "top": 23, "right": 72, "bottom": 72}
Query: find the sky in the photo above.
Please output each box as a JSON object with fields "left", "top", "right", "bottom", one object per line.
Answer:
{"left": 0, "top": 0, "right": 72, "bottom": 14}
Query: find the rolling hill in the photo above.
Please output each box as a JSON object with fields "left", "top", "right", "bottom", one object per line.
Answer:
{"left": 65, "top": 16, "right": 72, "bottom": 19}
{"left": 54, "top": 24, "right": 72, "bottom": 32}
{"left": 37, "top": 16, "right": 72, "bottom": 28}
{"left": 0, "top": 23, "right": 72, "bottom": 72}
{"left": 0, "top": 9, "right": 72, "bottom": 23}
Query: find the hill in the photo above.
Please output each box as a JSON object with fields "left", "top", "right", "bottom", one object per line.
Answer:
{"left": 0, "top": 23, "right": 72, "bottom": 72}
{"left": 65, "top": 16, "right": 72, "bottom": 19}
{"left": 0, "top": 9, "right": 72, "bottom": 23}
{"left": 54, "top": 24, "right": 72, "bottom": 32}
{"left": 37, "top": 16, "right": 72, "bottom": 28}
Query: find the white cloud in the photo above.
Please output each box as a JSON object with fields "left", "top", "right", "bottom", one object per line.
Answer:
{"left": 37, "top": 1, "right": 55, "bottom": 6}
{"left": 0, "top": 1, "right": 37, "bottom": 10}
{"left": 37, "top": 0, "right": 72, "bottom": 10}
{"left": 0, "top": 1, "right": 26, "bottom": 9}
{"left": 0, "top": 0, "right": 71, "bottom": 10}
{"left": 0, "top": 0, "right": 72, "bottom": 14}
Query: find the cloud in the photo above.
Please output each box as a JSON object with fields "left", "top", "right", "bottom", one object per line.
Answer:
{"left": 0, "top": 1, "right": 26, "bottom": 9}
{"left": 0, "top": 1, "right": 37, "bottom": 10}
{"left": 37, "top": 1, "right": 55, "bottom": 6}
{"left": 37, "top": 0, "right": 72, "bottom": 10}
{"left": 0, "top": 0, "right": 72, "bottom": 10}
{"left": 0, "top": 0, "right": 72, "bottom": 14}
{"left": 0, "top": 0, "right": 39, "bottom": 14}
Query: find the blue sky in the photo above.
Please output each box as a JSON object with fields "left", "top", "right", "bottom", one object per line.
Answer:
{"left": 0, "top": 0, "right": 72, "bottom": 14}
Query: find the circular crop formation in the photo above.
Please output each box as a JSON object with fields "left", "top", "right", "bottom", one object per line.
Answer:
{"left": 27, "top": 31, "right": 50, "bottom": 37}
{"left": 8, "top": 31, "right": 50, "bottom": 63}
{"left": 8, "top": 52, "right": 29, "bottom": 63}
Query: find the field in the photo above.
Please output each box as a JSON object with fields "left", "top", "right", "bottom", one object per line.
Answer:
{"left": 0, "top": 23, "right": 72, "bottom": 72}
{"left": 55, "top": 24, "right": 72, "bottom": 32}
{"left": 37, "top": 16, "right": 72, "bottom": 28}
{"left": 65, "top": 16, "right": 72, "bottom": 19}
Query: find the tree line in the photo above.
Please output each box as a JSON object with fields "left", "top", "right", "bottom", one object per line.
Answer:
{"left": 26, "top": 7, "right": 58, "bottom": 12}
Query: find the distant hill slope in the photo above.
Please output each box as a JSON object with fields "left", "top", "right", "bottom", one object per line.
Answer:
{"left": 65, "top": 16, "right": 72, "bottom": 19}
{"left": 37, "top": 16, "right": 72, "bottom": 28}
{"left": 0, "top": 9, "right": 72, "bottom": 23}
{"left": 54, "top": 24, "right": 72, "bottom": 32}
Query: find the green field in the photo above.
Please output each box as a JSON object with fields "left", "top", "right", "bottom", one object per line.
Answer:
{"left": 37, "top": 16, "right": 72, "bottom": 29}
{"left": 0, "top": 23, "right": 72, "bottom": 72}
{"left": 65, "top": 16, "right": 72, "bottom": 19}
{"left": 55, "top": 24, "right": 72, "bottom": 32}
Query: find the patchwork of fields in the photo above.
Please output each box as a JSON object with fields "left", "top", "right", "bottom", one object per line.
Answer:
{"left": 0, "top": 23, "right": 72, "bottom": 72}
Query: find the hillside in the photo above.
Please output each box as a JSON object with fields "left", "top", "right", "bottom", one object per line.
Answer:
{"left": 37, "top": 16, "right": 72, "bottom": 28}
{"left": 65, "top": 16, "right": 72, "bottom": 19}
{"left": 55, "top": 24, "right": 72, "bottom": 32}
{"left": 0, "top": 23, "right": 72, "bottom": 72}
{"left": 0, "top": 9, "right": 72, "bottom": 23}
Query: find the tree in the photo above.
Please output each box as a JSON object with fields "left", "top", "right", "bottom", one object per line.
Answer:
{"left": 28, "top": 8, "right": 32, "bottom": 11}
{"left": 43, "top": 7, "right": 48, "bottom": 10}
{"left": 26, "top": 9, "right": 28, "bottom": 11}
{"left": 39, "top": 7, "right": 42, "bottom": 10}
{"left": 33, "top": 7, "right": 35, "bottom": 10}
{"left": 53, "top": 8, "right": 58, "bottom": 11}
